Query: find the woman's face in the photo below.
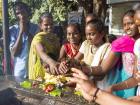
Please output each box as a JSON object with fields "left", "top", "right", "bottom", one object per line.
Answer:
{"left": 67, "top": 26, "right": 81, "bottom": 44}
{"left": 85, "top": 25, "right": 103, "bottom": 45}
{"left": 123, "top": 15, "right": 138, "bottom": 37}
{"left": 40, "top": 17, "right": 53, "bottom": 33}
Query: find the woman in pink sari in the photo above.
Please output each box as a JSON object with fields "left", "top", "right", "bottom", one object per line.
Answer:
{"left": 78, "top": 10, "right": 139, "bottom": 98}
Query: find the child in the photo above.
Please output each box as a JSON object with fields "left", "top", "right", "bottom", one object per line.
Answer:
{"left": 58, "top": 23, "right": 81, "bottom": 61}
{"left": 28, "top": 12, "right": 67, "bottom": 80}
{"left": 75, "top": 19, "right": 107, "bottom": 66}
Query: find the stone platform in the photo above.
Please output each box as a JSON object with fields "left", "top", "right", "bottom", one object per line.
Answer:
{"left": 0, "top": 76, "right": 98, "bottom": 105}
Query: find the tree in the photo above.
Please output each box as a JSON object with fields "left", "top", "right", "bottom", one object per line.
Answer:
{"left": 76, "top": 0, "right": 107, "bottom": 21}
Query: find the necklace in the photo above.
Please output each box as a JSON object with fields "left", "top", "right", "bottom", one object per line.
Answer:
{"left": 71, "top": 44, "right": 80, "bottom": 55}
{"left": 91, "top": 45, "right": 99, "bottom": 54}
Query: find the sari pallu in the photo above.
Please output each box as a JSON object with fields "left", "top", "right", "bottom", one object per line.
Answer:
{"left": 28, "top": 32, "right": 60, "bottom": 80}
{"left": 64, "top": 42, "right": 80, "bottom": 59}
{"left": 91, "top": 43, "right": 120, "bottom": 91}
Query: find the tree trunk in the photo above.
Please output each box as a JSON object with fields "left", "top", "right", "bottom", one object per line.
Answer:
{"left": 93, "top": 0, "right": 107, "bottom": 21}
{"left": 77, "top": 0, "right": 107, "bottom": 21}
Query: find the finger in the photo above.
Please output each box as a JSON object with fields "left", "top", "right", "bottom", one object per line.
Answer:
{"left": 58, "top": 68, "right": 65, "bottom": 74}
{"left": 69, "top": 77, "right": 84, "bottom": 84}
{"left": 52, "top": 68, "right": 56, "bottom": 75}
{"left": 54, "top": 67, "right": 59, "bottom": 75}
{"left": 73, "top": 73, "right": 81, "bottom": 78}
{"left": 72, "top": 68, "right": 88, "bottom": 80}
{"left": 71, "top": 68, "right": 84, "bottom": 74}
{"left": 61, "top": 63, "right": 68, "bottom": 71}
{"left": 59, "top": 65, "right": 68, "bottom": 74}
{"left": 136, "top": 73, "right": 140, "bottom": 78}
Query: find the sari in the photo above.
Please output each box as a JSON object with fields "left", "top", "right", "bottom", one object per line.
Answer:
{"left": 79, "top": 40, "right": 100, "bottom": 66}
{"left": 64, "top": 42, "right": 80, "bottom": 58}
{"left": 111, "top": 35, "right": 136, "bottom": 98}
{"left": 28, "top": 32, "right": 60, "bottom": 80}
{"left": 91, "top": 43, "right": 120, "bottom": 91}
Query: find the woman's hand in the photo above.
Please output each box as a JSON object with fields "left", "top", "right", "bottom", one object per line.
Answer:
{"left": 70, "top": 76, "right": 96, "bottom": 101}
{"left": 58, "top": 61, "right": 69, "bottom": 74}
{"left": 49, "top": 61, "right": 60, "bottom": 75}
{"left": 69, "top": 68, "right": 98, "bottom": 102}
{"left": 71, "top": 68, "right": 88, "bottom": 80}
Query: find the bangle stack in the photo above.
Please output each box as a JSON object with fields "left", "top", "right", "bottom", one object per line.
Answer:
{"left": 93, "top": 88, "right": 100, "bottom": 102}
{"left": 125, "top": 81, "right": 129, "bottom": 88}
{"left": 89, "top": 66, "right": 93, "bottom": 75}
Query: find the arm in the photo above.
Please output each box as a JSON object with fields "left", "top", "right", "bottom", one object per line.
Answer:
{"left": 70, "top": 68, "right": 140, "bottom": 105}
{"left": 58, "top": 45, "right": 66, "bottom": 61}
{"left": 110, "top": 77, "right": 137, "bottom": 92}
{"left": 110, "top": 55, "right": 138, "bottom": 92}
{"left": 74, "top": 52, "right": 84, "bottom": 61}
{"left": 11, "top": 30, "right": 23, "bottom": 56}
{"left": 35, "top": 42, "right": 68, "bottom": 75}
{"left": 82, "top": 51, "right": 120, "bottom": 76}
{"left": 35, "top": 42, "right": 57, "bottom": 66}
{"left": 96, "top": 89, "right": 140, "bottom": 105}
{"left": 92, "top": 51, "right": 120, "bottom": 75}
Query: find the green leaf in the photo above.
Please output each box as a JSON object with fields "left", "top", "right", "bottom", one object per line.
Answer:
{"left": 74, "top": 91, "right": 82, "bottom": 96}
{"left": 20, "top": 81, "right": 32, "bottom": 89}
{"left": 49, "top": 88, "right": 62, "bottom": 97}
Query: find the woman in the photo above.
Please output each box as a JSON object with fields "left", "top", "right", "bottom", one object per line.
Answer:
{"left": 79, "top": 10, "right": 140, "bottom": 98}
{"left": 28, "top": 12, "right": 67, "bottom": 80}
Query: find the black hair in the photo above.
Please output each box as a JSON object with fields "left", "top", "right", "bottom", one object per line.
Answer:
{"left": 13, "top": 1, "right": 32, "bottom": 18}
{"left": 86, "top": 19, "right": 107, "bottom": 42}
{"left": 123, "top": 9, "right": 135, "bottom": 19}
{"left": 85, "top": 13, "right": 98, "bottom": 24}
{"left": 121, "top": 9, "right": 135, "bottom": 25}
{"left": 66, "top": 23, "right": 82, "bottom": 43}
{"left": 86, "top": 13, "right": 98, "bottom": 19}
{"left": 67, "top": 23, "right": 81, "bottom": 33}
{"left": 86, "top": 19, "right": 104, "bottom": 33}
{"left": 38, "top": 12, "right": 53, "bottom": 23}
{"left": 108, "top": 34, "right": 117, "bottom": 43}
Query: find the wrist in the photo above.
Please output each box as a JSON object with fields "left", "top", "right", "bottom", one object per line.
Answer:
{"left": 110, "top": 85, "right": 114, "bottom": 91}
{"left": 89, "top": 86, "right": 97, "bottom": 96}
{"left": 92, "top": 88, "right": 100, "bottom": 102}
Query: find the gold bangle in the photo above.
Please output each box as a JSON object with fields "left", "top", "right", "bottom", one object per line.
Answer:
{"left": 125, "top": 81, "right": 129, "bottom": 88}
{"left": 89, "top": 66, "right": 92, "bottom": 75}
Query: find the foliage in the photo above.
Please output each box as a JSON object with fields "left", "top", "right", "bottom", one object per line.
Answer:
{"left": 20, "top": 80, "right": 32, "bottom": 89}
{"left": 8, "top": 0, "right": 17, "bottom": 25}
{"left": 31, "top": 0, "right": 69, "bottom": 24}
{"left": 8, "top": 0, "right": 77, "bottom": 25}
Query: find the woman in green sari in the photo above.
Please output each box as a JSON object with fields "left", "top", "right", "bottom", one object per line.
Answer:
{"left": 28, "top": 12, "right": 67, "bottom": 80}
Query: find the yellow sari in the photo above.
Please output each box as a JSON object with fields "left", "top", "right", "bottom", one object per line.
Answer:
{"left": 28, "top": 32, "right": 60, "bottom": 80}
